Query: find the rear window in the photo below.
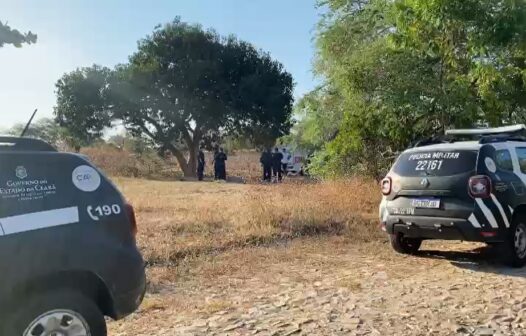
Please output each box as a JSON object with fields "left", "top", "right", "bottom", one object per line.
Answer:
{"left": 393, "top": 150, "right": 478, "bottom": 176}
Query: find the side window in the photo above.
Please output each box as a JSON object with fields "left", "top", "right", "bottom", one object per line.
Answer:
{"left": 516, "top": 148, "right": 526, "bottom": 173}
{"left": 495, "top": 149, "right": 514, "bottom": 171}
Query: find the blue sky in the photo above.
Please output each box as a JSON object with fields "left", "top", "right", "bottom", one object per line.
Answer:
{"left": 0, "top": 0, "right": 320, "bottom": 128}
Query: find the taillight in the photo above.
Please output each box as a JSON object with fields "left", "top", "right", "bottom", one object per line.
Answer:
{"left": 468, "top": 175, "right": 491, "bottom": 198}
{"left": 381, "top": 177, "right": 392, "bottom": 195}
{"left": 480, "top": 231, "right": 497, "bottom": 238}
{"left": 125, "top": 203, "right": 138, "bottom": 238}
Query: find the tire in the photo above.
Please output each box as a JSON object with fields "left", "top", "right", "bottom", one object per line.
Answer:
{"left": 1, "top": 289, "right": 107, "bottom": 336}
{"left": 389, "top": 233, "right": 422, "bottom": 254}
{"left": 500, "top": 218, "right": 526, "bottom": 268}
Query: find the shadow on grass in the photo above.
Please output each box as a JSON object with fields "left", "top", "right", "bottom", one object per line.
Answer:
{"left": 133, "top": 174, "right": 318, "bottom": 185}
{"left": 144, "top": 234, "right": 291, "bottom": 267}
{"left": 144, "top": 218, "right": 377, "bottom": 268}
{"left": 415, "top": 245, "right": 526, "bottom": 278}
{"left": 144, "top": 175, "right": 248, "bottom": 184}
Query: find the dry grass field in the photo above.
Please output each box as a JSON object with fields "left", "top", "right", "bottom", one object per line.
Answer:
{"left": 112, "top": 177, "right": 382, "bottom": 288}
{"left": 96, "top": 151, "right": 526, "bottom": 335}
{"left": 107, "top": 176, "right": 389, "bottom": 335}
{"left": 107, "top": 176, "right": 526, "bottom": 336}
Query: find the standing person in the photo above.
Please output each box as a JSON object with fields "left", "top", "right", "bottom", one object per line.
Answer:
{"left": 215, "top": 147, "right": 228, "bottom": 180}
{"left": 272, "top": 147, "right": 283, "bottom": 182}
{"left": 197, "top": 147, "right": 205, "bottom": 181}
{"left": 281, "top": 147, "right": 291, "bottom": 177}
{"left": 212, "top": 147, "right": 220, "bottom": 180}
{"left": 260, "top": 148, "right": 272, "bottom": 182}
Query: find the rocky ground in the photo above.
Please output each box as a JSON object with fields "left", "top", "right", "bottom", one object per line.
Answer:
{"left": 109, "top": 238, "right": 526, "bottom": 336}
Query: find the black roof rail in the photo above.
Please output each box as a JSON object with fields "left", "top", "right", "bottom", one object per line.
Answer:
{"left": 0, "top": 137, "right": 57, "bottom": 152}
{"left": 479, "top": 135, "right": 526, "bottom": 144}
{"left": 413, "top": 125, "right": 526, "bottom": 148}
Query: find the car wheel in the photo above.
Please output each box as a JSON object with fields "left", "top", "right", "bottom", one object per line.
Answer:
{"left": 2, "top": 289, "right": 107, "bottom": 336}
{"left": 389, "top": 233, "right": 422, "bottom": 254}
{"left": 501, "top": 218, "right": 526, "bottom": 267}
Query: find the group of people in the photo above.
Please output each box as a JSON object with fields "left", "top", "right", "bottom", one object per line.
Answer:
{"left": 260, "top": 147, "right": 290, "bottom": 182}
{"left": 197, "top": 147, "right": 227, "bottom": 181}
{"left": 196, "top": 146, "right": 291, "bottom": 183}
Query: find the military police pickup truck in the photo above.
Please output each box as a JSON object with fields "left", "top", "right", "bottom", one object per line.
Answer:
{"left": 0, "top": 137, "right": 145, "bottom": 335}
{"left": 380, "top": 125, "right": 526, "bottom": 267}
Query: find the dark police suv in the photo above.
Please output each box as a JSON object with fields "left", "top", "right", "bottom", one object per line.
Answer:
{"left": 379, "top": 125, "right": 526, "bottom": 267}
{"left": 0, "top": 137, "right": 145, "bottom": 335}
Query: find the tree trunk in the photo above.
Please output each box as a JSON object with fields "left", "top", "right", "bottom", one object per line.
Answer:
{"left": 167, "top": 143, "right": 199, "bottom": 178}
{"left": 188, "top": 145, "right": 197, "bottom": 177}
{"left": 179, "top": 160, "right": 195, "bottom": 177}
{"left": 180, "top": 127, "right": 201, "bottom": 178}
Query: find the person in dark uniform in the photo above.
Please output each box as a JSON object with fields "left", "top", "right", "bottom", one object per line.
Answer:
{"left": 197, "top": 147, "right": 205, "bottom": 181}
{"left": 260, "top": 148, "right": 272, "bottom": 182}
{"left": 272, "top": 147, "right": 283, "bottom": 182}
{"left": 213, "top": 147, "right": 220, "bottom": 180}
{"left": 214, "top": 147, "right": 227, "bottom": 180}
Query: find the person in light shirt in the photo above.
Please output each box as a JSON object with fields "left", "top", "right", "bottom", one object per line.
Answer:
{"left": 281, "top": 147, "right": 291, "bottom": 176}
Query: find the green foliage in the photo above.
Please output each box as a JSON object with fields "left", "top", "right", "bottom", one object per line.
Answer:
{"left": 55, "top": 18, "right": 294, "bottom": 176}
{"left": 285, "top": 85, "right": 345, "bottom": 153}
{"left": 221, "top": 135, "right": 255, "bottom": 152}
{"left": 54, "top": 65, "right": 113, "bottom": 150}
{"left": 0, "top": 21, "right": 36, "bottom": 48}
{"left": 391, "top": 0, "right": 526, "bottom": 126}
{"left": 294, "top": 0, "right": 526, "bottom": 179}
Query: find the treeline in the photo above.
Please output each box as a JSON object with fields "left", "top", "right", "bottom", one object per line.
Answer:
{"left": 1, "top": 117, "right": 269, "bottom": 179}
{"left": 289, "top": 0, "right": 526, "bottom": 179}
{"left": 1, "top": 118, "right": 82, "bottom": 151}
{"left": 2, "top": 117, "right": 256, "bottom": 154}
{"left": 1, "top": 118, "right": 185, "bottom": 177}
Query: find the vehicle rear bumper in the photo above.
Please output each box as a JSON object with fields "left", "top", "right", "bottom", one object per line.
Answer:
{"left": 111, "top": 268, "right": 146, "bottom": 320}
{"left": 384, "top": 215, "right": 504, "bottom": 242}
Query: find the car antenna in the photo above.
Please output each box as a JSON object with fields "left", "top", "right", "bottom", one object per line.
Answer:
{"left": 20, "top": 108, "right": 38, "bottom": 137}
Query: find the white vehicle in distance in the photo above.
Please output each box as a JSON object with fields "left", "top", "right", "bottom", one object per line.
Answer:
{"left": 283, "top": 147, "right": 308, "bottom": 176}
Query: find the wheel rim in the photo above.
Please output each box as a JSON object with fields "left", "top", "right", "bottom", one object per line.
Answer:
{"left": 514, "top": 224, "right": 526, "bottom": 259}
{"left": 23, "top": 310, "right": 90, "bottom": 336}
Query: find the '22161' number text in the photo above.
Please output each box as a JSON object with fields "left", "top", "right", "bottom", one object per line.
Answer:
{"left": 415, "top": 160, "right": 443, "bottom": 171}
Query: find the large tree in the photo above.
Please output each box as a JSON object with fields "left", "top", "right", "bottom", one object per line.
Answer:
{"left": 391, "top": 0, "right": 526, "bottom": 127}
{"left": 293, "top": 0, "right": 526, "bottom": 179}
{"left": 55, "top": 19, "right": 294, "bottom": 176}
{"left": 0, "top": 21, "right": 36, "bottom": 48}
{"left": 55, "top": 65, "right": 112, "bottom": 151}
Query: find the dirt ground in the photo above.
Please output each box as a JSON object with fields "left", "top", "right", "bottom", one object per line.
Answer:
{"left": 107, "top": 179, "right": 526, "bottom": 336}
{"left": 109, "top": 239, "right": 526, "bottom": 336}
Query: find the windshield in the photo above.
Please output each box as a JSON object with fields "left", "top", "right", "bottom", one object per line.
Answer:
{"left": 393, "top": 150, "right": 478, "bottom": 176}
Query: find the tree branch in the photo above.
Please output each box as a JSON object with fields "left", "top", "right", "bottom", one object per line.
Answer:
{"left": 166, "top": 143, "right": 191, "bottom": 174}
{"left": 137, "top": 123, "right": 158, "bottom": 141}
